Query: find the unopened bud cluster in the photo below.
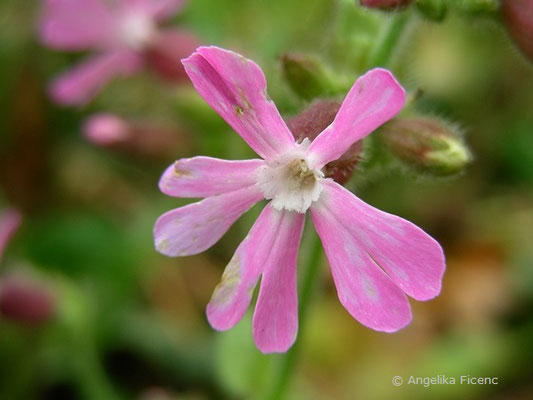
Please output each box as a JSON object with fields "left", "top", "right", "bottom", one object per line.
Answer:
{"left": 379, "top": 117, "right": 471, "bottom": 176}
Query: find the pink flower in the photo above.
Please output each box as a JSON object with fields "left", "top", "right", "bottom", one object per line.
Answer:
{"left": 40, "top": 0, "right": 199, "bottom": 105}
{"left": 0, "top": 208, "right": 22, "bottom": 262}
{"left": 154, "top": 47, "right": 446, "bottom": 353}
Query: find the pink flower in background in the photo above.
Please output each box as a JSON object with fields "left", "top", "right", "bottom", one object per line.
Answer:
{"left": 0, "top": 208, "right": 22, "bottom": 262}
{"left": 154, "top": 47, "right": 446, "bottom": 353}
{"left": 83, "top": 112, "right": 190, "bottom": 160}
{"left": 39, "top": 0, "right": 200, "bottom": 105}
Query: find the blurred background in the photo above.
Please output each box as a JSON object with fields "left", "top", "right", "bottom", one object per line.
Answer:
{"left": 1, "top": 0, "right": 533, "bottom": 399}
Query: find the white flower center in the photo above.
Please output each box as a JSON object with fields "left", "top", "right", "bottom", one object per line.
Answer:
{"left": 257, "top": 140, "right": 324, "bottom": 213}
{"left": 118, "top": 12, "right": 156, "bottom": 50}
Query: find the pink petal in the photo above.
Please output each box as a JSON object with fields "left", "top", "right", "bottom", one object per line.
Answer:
{"left": 310, "top": 200, "right": 412, "bottom": 332}
{"left": 122, "top": 0, "right": 186, "bottom": 20}
{"left": 317, "top": 180, "right": 445, "bottom": 301}
{"left": 40, "top": 0, "right": 115, "bottom": 50}
{"left": 252, "top": 208, "right": 305, "bottom": 353}
{"left": 206, "top": 204, "right": 297, "bottom": 332}
{"left": 307, "top": 68, "right": 406, "bottom": 168}
{"left": 159, "top": 157, "right": 264, "bottom": 198}
{"left": 49, "top": 50, "right": 143, "bottom": 106}
{"left": 182, "top": 46, "right": 296, "bottom": 160}
{"left": 0, "top": 209, "right": 22, "bottom": 261}
{"left": 154, "top": 186, "right": 263, "bottom": 257}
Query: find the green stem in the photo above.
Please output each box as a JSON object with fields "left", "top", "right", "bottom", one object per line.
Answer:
{"left": 263, "top": 232, "right": 323, "bottom": 400}
{"left": 75, "top": 342, "right": 121, "bottom": 400}
{"left": 366, "top": 11, "right": 411, "bottom": 69}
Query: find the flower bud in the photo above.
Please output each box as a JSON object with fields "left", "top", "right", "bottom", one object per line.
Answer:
{"left": 287, "top": 100, "right": 363, "bottom": 185}
{"left": 145, "top": 29, "right": 201, "bottom": 82}
{"left": 83, "top": 113, "right": 190, "bottom": 161}
{"left": 281, "top": 54, "right": 338, "bottom": 101}
{"left": 502, "top": 0, "right": 533, "bottom": 63}
{"left": 0, "top": 275, "right": 55, "bottom": 325}
{"left": 379, "top": 117, "right": 471, "bottom": 176}
{"left": 359, "top": 0, "right": 413, "bottom": 10}
{"left": 416, "top": 0, "right": 447, "bottom": 21}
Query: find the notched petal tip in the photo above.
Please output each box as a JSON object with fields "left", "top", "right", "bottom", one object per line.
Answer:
{"left": 310, "top": 189, "right": 417, "bottom": 334}
{"left": 384, "top": 222, "right": 447, "bottom": 302}
{"left": 316, "top": 180, "right": 446, "bottom": 306}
